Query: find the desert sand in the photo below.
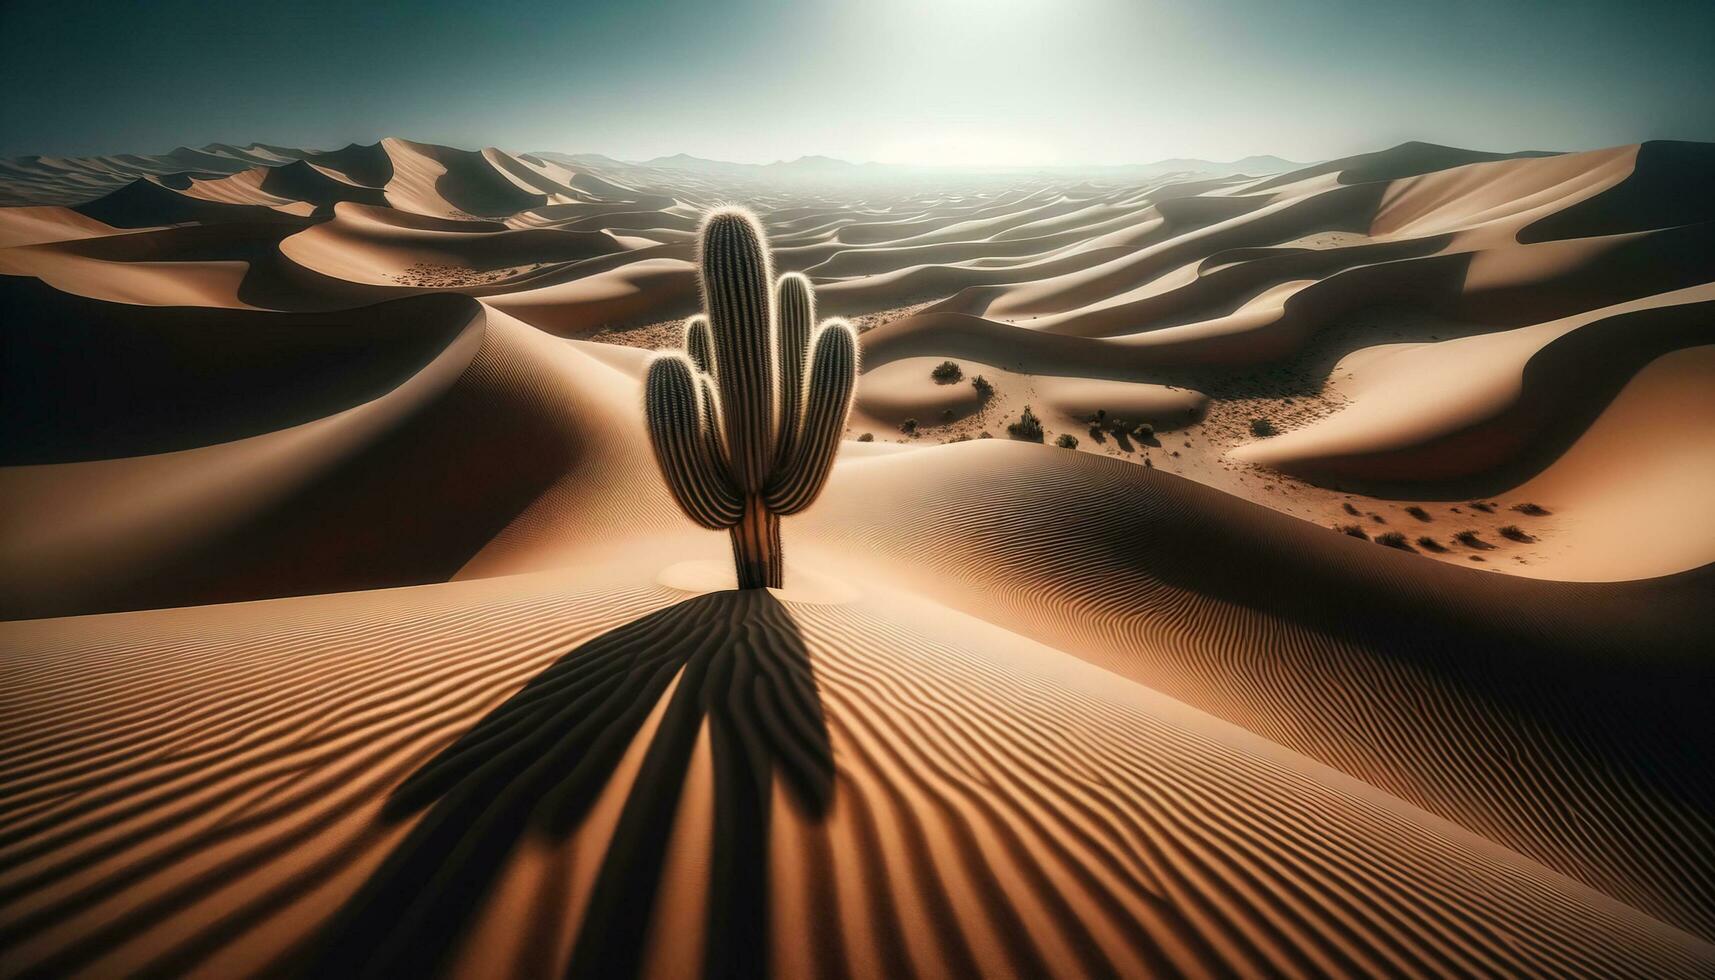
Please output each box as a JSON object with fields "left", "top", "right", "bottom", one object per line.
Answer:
{"left": 2, "top": 137, "right": 1713, "bottom": 976}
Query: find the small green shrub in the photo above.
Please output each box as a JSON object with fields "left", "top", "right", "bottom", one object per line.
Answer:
{"left": 856, "top": 432, "right": 874, "bottom": 442}
{"left": 970, "top": 375, "right": 994, "bottom": 399}
{"left": 1405, "top": 505, "right": 1431, "bottom": 522}
{"left": 1007, "top": 405, "right": 1044, "bottom": 442}
{"left": 1336, "top": 524, "right": 1369, "bottom": 540}
{"left": 1055, "top": 433, "right": 1079, "bottom": 449}
{"left": 1130, "top": 422, "right": 1154, "bottom": 441}
{"left": 1416, "top": 536, "right": 1447, "bottom": 552}
{"left": 1512, "top": 502, "right": 1550, "bottom": 516}
{"left": 1376, "top": 531, "right": 1412, "bottom": 551}
{"left": 931, "top": 360, "right": 963, "bottom": 383}
{"left": 1498, "top": 524, "right": 1535, "bottom": 543}
{"left": 900, "top": 418, "right": 918, "bottom": 436}
{"left": 1250, "top": 417, "right": 1276, "bottom": 437}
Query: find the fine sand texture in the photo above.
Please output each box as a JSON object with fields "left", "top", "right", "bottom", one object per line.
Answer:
{"left": 2, "top": 138, "right": 1713, "bottom": 977}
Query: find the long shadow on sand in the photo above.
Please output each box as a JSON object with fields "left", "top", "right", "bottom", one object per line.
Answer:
{"left": 302, "top": 590, "right": 832, "bottom": 978}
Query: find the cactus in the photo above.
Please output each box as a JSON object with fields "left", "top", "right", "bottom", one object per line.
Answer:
{"left": 644, "top": 207, "right": 858, "bottom": 589}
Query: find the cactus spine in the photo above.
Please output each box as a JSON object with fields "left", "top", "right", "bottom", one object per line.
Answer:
{"left": 644, "top": 207, "right": 858, "bottom": 589}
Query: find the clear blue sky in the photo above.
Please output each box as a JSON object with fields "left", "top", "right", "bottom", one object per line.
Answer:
{"left": 3, "top": 0, "right": 1711, "bottom": 165}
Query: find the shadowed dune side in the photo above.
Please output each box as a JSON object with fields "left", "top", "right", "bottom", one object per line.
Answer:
{"left": 1250, "top": 141, "right": 1559, "bottom": 194}
{"left": 959, "top": 181, "right": 1393, "bottom": 321}
{"left": 277, "top": 202, "right": 626, "bottom": 287}
{"left": 1501, "top": 343, "right": 1715, "bottom": 579}
{"left": 796, "top": 442, "right": 1715, "bottom": 939}
{"left": 0, "top": 222, "right": 408, "bottom": 311}
{"left": 1, "top": 578, "right": 1710, "bottom": 977}
{"left": 0, "top": 304, "right": 668, "bottom": 620}
{"left": 73, "top": 178, "right": 316, "bottom": 229}
{"left": 0, "top": 206, "right": 131, "bottom": 247}
{"left": 174, "top": 160, "right": 391, "bottom": 212}
{"left": 0, "top": 277, "right": 476, "bottom": 465}
{"left": 481, "top": 258, "right": 701, "bottom": 336}
{"left": 381, "top": 139, "right": 547, "bottom": 219}
{"left": 1520, "top": 140, "right": 1715, "bottom": 242}
{"left": 1233, "top": 288, "right": 1715, "bottom": 493}
{"left": 302, "top": 142, "right": 395, "bottom": 189}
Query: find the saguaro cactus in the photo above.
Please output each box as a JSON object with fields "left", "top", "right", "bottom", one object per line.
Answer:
{"left": 644, "top": 207, "right": 858, "bottom": 589}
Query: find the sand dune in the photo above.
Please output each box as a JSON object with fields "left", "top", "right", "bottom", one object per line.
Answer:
{"left": 3, "top": 574, "right": 1710, "bottom": 976}
{"left": 3, "top": 135, "right": 1713, "bottom": 975}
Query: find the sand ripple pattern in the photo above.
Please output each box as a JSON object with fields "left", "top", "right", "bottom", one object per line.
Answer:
{"left": 2, "top": 578, "right": 1711, "bottom": 976}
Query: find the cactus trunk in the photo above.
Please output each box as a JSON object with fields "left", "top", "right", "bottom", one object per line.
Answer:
{"left": 729, "top": 495, "right": 782, "bottom": 590}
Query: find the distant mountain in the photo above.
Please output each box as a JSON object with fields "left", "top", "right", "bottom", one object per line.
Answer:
{"left": 765, "top": 155, "right": 857, "bottom": 173}
{"left": 534, "top": 150, "right": 1307, "bottom": 180}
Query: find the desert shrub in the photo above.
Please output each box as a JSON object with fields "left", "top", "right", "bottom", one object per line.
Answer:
{"left": 1250, "top": 417, "right": 1276, "bottom": 437}
{"left": 1454, "top": 530, "right": 1492, "bottom": 549}
{"left": 1342, "top": 502, "right": 1360, "bottom": 516}
{"left": 1498, "top": 524, "right": 1535, "bottom": 542}
{"left": 1512, "top": 502, "right": 1550, "bottom": 516}
{"left": 931, "top": 360, "right": 963, "bottom": 383}
{"left": 948, "top": 433, "right": 972, "bottom": 443}
{"left": 1405, "top": 505, "right": 1431, "bottom": 521}
{"left": 979, "top": 431, "right": 993, "bottom": 439}
{"left": 856, "top": 432, "right": 874, "bottom": 442}
{"left": 940, "top": 408, "right": 956, "bottom": 422}
{"left": 1055, "top": 433, "right": 1080, "bottom": 449}
{"left": 1470, "top": 501, "right": 1495, "bottom": 513}
{"left": 1376, "top": 531, "right": 1412, "bottom": 550}
{"left": 1416, "top": 536, "right": 1447, "bottom": 552}
{"left": 1370, "top": 513, "right": 1386, "bottom": 524}
{"left": 1130, "top": 422, "right": 1154, "bottom": 441}
{"left": 1336, "top": 524, "right": 1369, "bottom": 540}
{"left": 900, "top": 418, "right": 917, "bottom": 435}
{"left": 970, "top": 374, "right": 994, "bottom": 399}
{"left": 1007, "top": 405, "right": 1044, "bottom": 442}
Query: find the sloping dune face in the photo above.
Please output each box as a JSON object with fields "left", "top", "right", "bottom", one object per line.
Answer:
{"left": 2, "top": 138, "right": 1714, "bottom": 976}
{"left": 2, "top": 578, "right": 1712, "bottom": 977}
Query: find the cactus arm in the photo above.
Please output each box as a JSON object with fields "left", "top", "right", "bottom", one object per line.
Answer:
{"left": 695, "top": 371, "right": 733, "bottom": 473}
{"left": 772, "top": 272, "right": 815, "bottom": 468}
{"left": 643, "top": 354, "right": 744, "bottom": 529}
{"left": 683, "top": 314, "right": 713, "bottom": 374}
{"left": 765, "top": 319, "right": 858, "bottom": 516}
{"left": 698, "top": 207, "right": 777, "bottom": 493}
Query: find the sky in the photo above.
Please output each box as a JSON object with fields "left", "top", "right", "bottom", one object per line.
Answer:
{"left": 3, "top": 0, "right": 1712, "bottom": 166}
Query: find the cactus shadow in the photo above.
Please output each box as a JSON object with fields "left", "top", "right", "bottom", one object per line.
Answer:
{"left": 302, "top": 590, "right": 832, "bottom": 978}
